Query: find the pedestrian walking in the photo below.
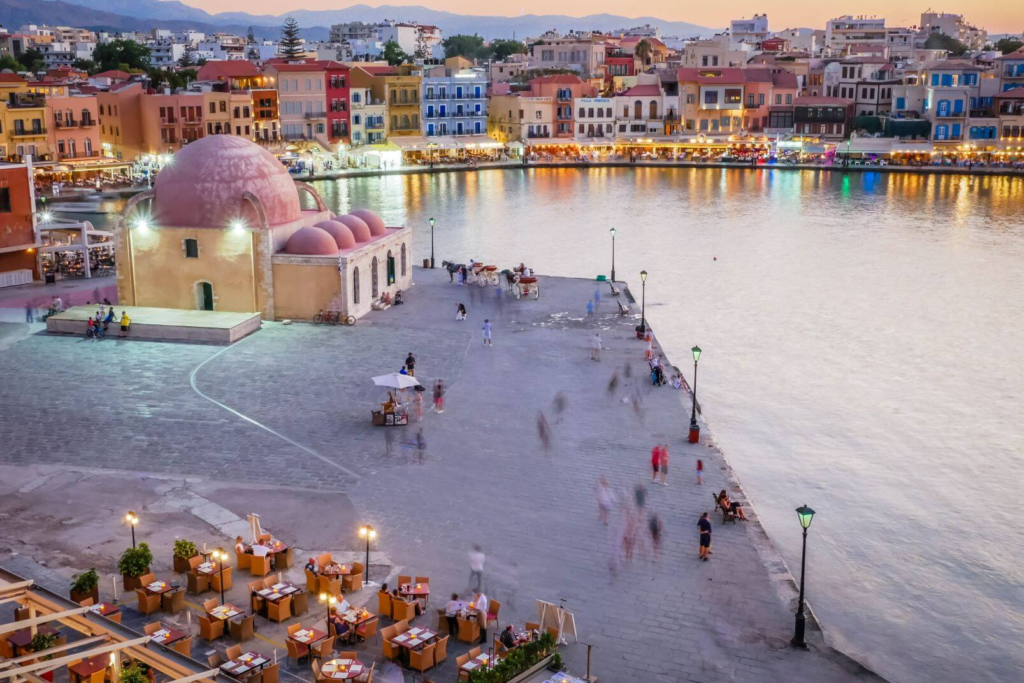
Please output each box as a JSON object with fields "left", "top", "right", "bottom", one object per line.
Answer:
{"left": 648, "top": 513, "right": 662, "bottom": 560}
{"left": 482, "top": 318, "right": 492, "bottom": 346}
{"left": 433, "top": 379, "right": 445, "bottom": 413}
{"left": 596, "top": 476, "right": 615, "bottom": 525}
{"left": 698, "top": 512, "right": 712, "bottom": 561}
{"left": 607, "top": 369, "right": 619, "bottom": 397}
{"left": 650, "top": 445, "right": 661, "bottom": 483}
{"left": 590, "top": 332, "right": 602, "bottom": 361}
{"left": 586, "top": 299, "right": 594, "bottom": 317}
{"left": 593, "top": 287, "right": 601, "bottom": 312}
{"left": 415, "top": 428, "right": 427, "bottom": 461}
{"left": 468, "top": 544, "right": 485, "bottom": 592}
{"left": 405, "top": 352, "right": 416, "bottom": 376}
{"left": 456, "top": 303, "right": 467, "bottom": 320}
{"left": 537, "top": 411, "right": 551, "bottom": 454}
{"left": 119, "top": 311, "right": 131, "bottom": 338}
{"left": 658, "top": 444, "right": 669, "bottom": 486}
{"left": 696, "top": 458, "right": 703, "bottom": 485}
{"left": 644, "top": 332, "right": 654, "bottom": 361}
{"left": 415, "top": 391, "right": 424, "bottom": 421}
{"left": 24, "top": 301, "right": 33, "bottom": 323}
{"left": 552, "top": 392, "right": 567, "bottom": 423}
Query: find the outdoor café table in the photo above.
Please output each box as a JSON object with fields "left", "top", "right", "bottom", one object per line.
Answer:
{"left": 391, "top": 627, "right": 437, "bottom": 653}
{"left": 461, "top": 652, "right": 496, "bottom": 675}
{"left": 88, "top": 602, "right": 121, "bottom": 619}
{"left": 398, "top": 582, "right": 430, "bottom": 599}
{"left": 289, "top": 627, "right": 328, "bottom": 649}
{"left": 320, "top": 658, "right": 366, "bottom": 680}
{"left": 149, "top": 626, "right": 188, "bottom": 647}
{"left": 7, "top": 625, "right": 59, "bottom": 656}
{"left": 255, "top": 582, "right": 299, "bottom": 605}
{"left": 69, "top": 655, "right": 108, "bottom": 683}
{"left": 195, "top": 561, "right": 220, "bottom": 576}
{"left": 207, "top": 603, "right": 244, "bottom": 622}
{"left": 321, "top": 563, "right": 351, "bottom": 576}
{"left": 144, "top": 580, "right": 175, "bottom": 595}
{"left": 219, "top": 651, "right": 269, "bottom": 678}
{"left": 341, "top": 608, "right": 374, "bottom": 628}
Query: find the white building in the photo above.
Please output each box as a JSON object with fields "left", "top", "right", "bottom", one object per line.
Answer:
{"left": 680, "top": 37, "right": 750, "bottom": 68}
{"left": 614, "top": 76, "right": 665, "bottom": 139}
{"left": 378, "top": 24, "right": 418, "bottom": 55}
{"left": 573, "top": 97, "right": 615, "bottom": 140}
{"left": 729, "top": 14, "right": 769, "bottom": 48}
{"left": 349, "top": 87, "right": 386, "bottom": 147}
{"left": 774, "top": 28, "right": 820, "bottom": 54}
{"left": 149, "top": 41, "right": 188, "bottom": 68}
{"left": 825, "top": 16, "right": 887, "bottom": 55}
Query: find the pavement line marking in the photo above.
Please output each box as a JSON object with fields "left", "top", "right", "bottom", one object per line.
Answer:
{"left": 188, "top": 339, "right": 360, "bottom": 480}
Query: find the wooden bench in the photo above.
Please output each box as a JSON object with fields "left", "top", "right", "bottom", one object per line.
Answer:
{"left": 617, "top": 300, "right": 630, "bottom": 316}
{"left": 609, "top": 282, "right": 621, "bottom": 297}
{"left": 714, "top": 494, "right": 738, "bottom": 524}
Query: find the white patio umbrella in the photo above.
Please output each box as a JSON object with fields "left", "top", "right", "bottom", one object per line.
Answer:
{"left": 372, "top": 373, "right": 421, "bottom": 389}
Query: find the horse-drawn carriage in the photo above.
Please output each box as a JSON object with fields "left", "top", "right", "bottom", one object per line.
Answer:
{"left": 468, "top": 263, "right": 500, "bottom": 286}
{"left": 511, "top": 274, "right": 540, "bottom": 300}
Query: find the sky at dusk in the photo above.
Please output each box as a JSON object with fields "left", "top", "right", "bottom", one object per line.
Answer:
{"left": 183, "top": 0, "right": 1021, "bottom": 34}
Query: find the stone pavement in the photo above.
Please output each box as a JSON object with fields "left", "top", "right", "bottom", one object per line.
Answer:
{"left": 0, "top": 269, "right": 881, "bottom": 682}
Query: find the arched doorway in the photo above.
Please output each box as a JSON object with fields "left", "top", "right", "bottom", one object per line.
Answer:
{"left": 386, "top": 250, "right": 396, "bottom": 285}
{"left": 633, "top": 100, "right": 643, "bottom": 120}
{"left": 371, "top": 257, "right": 379, "bottom": 298}
{"left": 195, "top": 281, "right": 214, "bottom": 310}
{"left": 649, "top": 100, "right": 658, "bottom": 119}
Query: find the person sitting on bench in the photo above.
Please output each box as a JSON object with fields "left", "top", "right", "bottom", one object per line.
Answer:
{"left": 718, "top": 490, "right": 747, "bottom": 520}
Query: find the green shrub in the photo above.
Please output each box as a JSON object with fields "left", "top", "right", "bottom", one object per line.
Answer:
{"left": 468, "top": 632, "right": 558, "bottom": 683}
{"left": 71, "top": 568, "right": 100, "bottom": 593}
{"left": 172, "top": 539, "right": 198, "bottom": 560}
{"left": 30, "top": 632, "right": 59, "bottom": 659}
{"left": 119, "top": 663, "right": 149, "bottom": 683}
{"left": 117, "top": 542, "right": 153, "bottom": 577}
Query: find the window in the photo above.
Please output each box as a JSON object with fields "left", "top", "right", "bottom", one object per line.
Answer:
{"left": 209, "top": 102, "right": 216, "bottom": 114}
{"left": 401, "top": 243, "right": 407, "bottom": 276}
{"left": 352, "top": 266, "right": 360, "bottom": 304}
{"left": 219, "top": 101, "right": 227, "bottom": 112}
{"left": 184, "top": 238, "right": 199, "bottom": 258}
{"left": 704, "top": 90, "right": 718, "bottom": 105}
{"left": 0, "top": 188, "right": 10, "bottom": 213}
{"left": 371, "top": 257, "right": 379, "bottom": 298}
{"left": 785, "top": 94, "right": 792, "bottom": 104}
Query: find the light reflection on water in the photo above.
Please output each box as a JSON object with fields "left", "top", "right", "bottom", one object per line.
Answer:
{"left": 314, "top": 167, "right": 1024, "bottom": 683}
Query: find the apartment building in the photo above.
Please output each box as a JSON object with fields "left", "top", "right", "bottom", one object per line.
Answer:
{"left": 825, "top": 16, "right": 887, "bottom": 55}
{"left": 825, "top": 57, "right": 900, "bottom": 116}
{"left": 98, "top": 82, "right": 144, "bottom": 160}
{"left": 422, "top": 58, "right": 488, "bottom": 138}
{"left": 529, "top": 34, "right": 607, "bottom": 77}
{"left": 614, "top": 78, "right": 666, "bottom": 139}
{"left": 348, "top": 87, "right": 386, "bottom": 146}
{"left": 529, "top": 74, "right": 596, "bottom": 138}
{"left": 46, "top": 94, "right": 99, "bottom": 162}
{"left": 792, "top": 96, "right": 854, "bottom": 140}
{"left": 325, "top": 62, "right": 351, "bottom": 145}
{"left": 196, "top": 61, "right": 279, "bottom": 143}
{"left": 729, "top": 14, "right": 769, "bottom": 47}
{"left": 892, "top": 61, "right": 985, "bottom": 145}
{"left": 350, "top": 65, "right": 422, "bottom": 138}
{"left": 264, "top": 62, "right": 328, "bottom": 146}
{"left": 0, "top": 74, "right": 48, "bottom": 162}
{"left": 573, "top": 97, "right": 614, "bottom": 140}
{"left": 489, "top": 56, "right": 529, "bottom": 84}
{"left": 0, "top": 161, "right": 38, "bottom": 282}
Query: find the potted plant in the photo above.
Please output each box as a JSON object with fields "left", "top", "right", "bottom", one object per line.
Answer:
{"left": 172, "top": 539, "right": 198, "bottom": 574}
{"left": 70, "top": 568, "right": 100, "bottom": 605}
{"left": 30, "top": 632, "right": 59, "bottom": 682}
{"left": 119, "top": 663, "right": 151, "bottom": 683}
{"left": 546, "top": 652, "right": 564, "bottom": 672}
{"left": 117, "top": 542, "right": 153, "bottom": 591}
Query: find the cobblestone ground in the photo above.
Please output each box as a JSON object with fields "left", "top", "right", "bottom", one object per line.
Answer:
{"left": 0, "top": 271, "right": 880, "bottom": 682}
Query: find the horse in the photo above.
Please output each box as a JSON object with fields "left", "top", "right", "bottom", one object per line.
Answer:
{"left": 441, "top": 260, "right": 465, "bottom": 283}
{"left": 504, "top": 269, "right": 520, "bottom": 293}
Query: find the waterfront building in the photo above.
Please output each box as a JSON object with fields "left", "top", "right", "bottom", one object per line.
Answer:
{"left": 325, "top": 62, "right": 351, "bottom": 146}
{"left": 98, "top": 82, "right": 144, "bottom": 160}
{"left": 825, "top": 16, "right": 887, "bottom": 56}
{"left": 617, "top": 36, "right": 670, "bottom": 69}
{"left": 489, "top": 55, "right": 529, "bottom": 85}
{"left": 0, "top": 74, "right": 49, "bottom": 162}
{"left": 573, "top": 97, "right": 614, "bottom": 141}
{"left": 46, "top": 93, "right": 99, "bottom": 163}
{"left": 421, "top": 58, "right": 488, "bottom": 138}
{"left": 116, "top": 135, "right": 411, "bottom": 320}
{"left": 675, "top": 68, "right": 797, "bottom": 137}
{"left": 792, "top": 96, "right": 853, "bottom": 140}
{"left": 995, "top": 92, "right": 1024, "bottom": 145}
{"left": 614, "top": 77, "right": 666, "bottom": 139}
{"left": 264, "top": 62, "right": 328, "bottom": 147}
{"left": 487, "top": 93, "right": 552, "bottom": 144}
{"left": 0, "top": 160, "right": 39, "bottom": 283}
{"left": 196, "top": 61, "right": 279, "bottom": 143}
{"left": 529, "top": 34, "right": 607, "bottom": 77}
{"left": 824, "top": 57, "right": 900, "bottom": 116}
{"left": 529, "top": 74, "right": 597, "bottom": 139}
{"left": 350, "top": 65, "right": 422, "bottom": 138}
{"left": 996, "top": 47, "right": 1024, "bottom": 92}
{"left": 892, "top": 60, "right": 985, "bottom": 147}
{"left": 348, "top": 87, "right": 386, "bottom": 147}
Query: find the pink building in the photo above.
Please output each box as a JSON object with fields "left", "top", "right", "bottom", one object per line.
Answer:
{"left": 528, "top": 74, "right": 597, "bottom": 138}
{"left": 47, "top": 94, "right": 100, "bottom": 162}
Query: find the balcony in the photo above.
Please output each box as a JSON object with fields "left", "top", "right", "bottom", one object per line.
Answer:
{"left": 57, "top": 151, "right": 101, "bottom": 160}
{"left": 181, "top": 118, "right": 203, "bottom": 126}
{"left": 330, "top": 103, "right": 347, "bottom": 113}
{"left": 8, "top": 94, "right": 45, "bottom": 109}
{"left": 282, "top": 133, "right": 312, "bottom": 141}
{"left": 527, "top": 131, "right": 551, "bottom": 138}
{"left": 366, "top": 120, "right": 385, "bottom": 130}
{"left": 55, "top": 119, "right": 97, "bottom": 128}
{"left": 12, "top": 127, "right": 46, "bottom": 138}
{"left": 304, "top": 111, "right": 327, "bottom": 120}
{"left": 159, "top": 118, "right": 178, "bottom": 125}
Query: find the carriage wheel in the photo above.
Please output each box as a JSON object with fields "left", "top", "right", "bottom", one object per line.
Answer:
{"left": 514, "top": 285, "right": 522, "bottom": 300}
{"left": 478, "top": 277, "right": 488, "bottom": 288}
{"left": 489, "top": 273, "right": 500, "bottom": 286}
{"left": 532, "top": 284, "right": 540, "bottom": 300}
{"left": 313, "top": 312, "right": 324, "bottom": 325}
{"left": 344, "top": 315, "right": 356, "bottom": 326}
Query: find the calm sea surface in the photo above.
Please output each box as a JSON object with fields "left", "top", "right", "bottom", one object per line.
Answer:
{"left": 310, "top": 168, "right": 1024, "bottom": 683}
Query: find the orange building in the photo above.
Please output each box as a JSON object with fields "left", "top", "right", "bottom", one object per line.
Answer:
{"left": 47, "top": 94, "right": 100, "bottom": 162}
{"left": 99, "top": 82, "right": 144, "bottom": 161}
{"left": 0, "top": 161, "right": 39, "bottom": 282}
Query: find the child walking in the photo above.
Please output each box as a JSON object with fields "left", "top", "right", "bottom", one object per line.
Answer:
{"left": 696, "top": 458, "right": 703, "bottom": 485}
{"left": 482, "top": 318, "right": 493, "bottom": 346}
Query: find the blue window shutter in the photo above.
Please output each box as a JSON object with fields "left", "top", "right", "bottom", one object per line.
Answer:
{"left": 931, "top": 74, "right": 939, "bottom": 86}
{"left": 953, "top": 99, "right": 963, "bottom": 114}
{"left": 896, "top": 97, "right": 906, "bottom": 110}
{"left": 952, "top": 123, "right": 961, "bottom": 138}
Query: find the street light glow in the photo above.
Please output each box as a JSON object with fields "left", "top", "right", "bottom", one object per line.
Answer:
{"left": 692, "top": 346, "right": 702, "bottom": 363}
{"left": 125, "top": 511, "right": 138, "bottom": 525}
{"left": 39, "top": 211, "right": 53, "bottom": 224}
{"left": 429, "top": 217, "right": 435, "bottom": 228}
{"left": 796, "top": 505, "right": 816, "bottom": 530}
{"left": 640, "top": 269, "right": 648, "bottom": 282}
{"left": 231, "top": 220, "right": 246, "bottom": 232}
{"left": 134, "top": 218, "right": 149, "bottom": 230}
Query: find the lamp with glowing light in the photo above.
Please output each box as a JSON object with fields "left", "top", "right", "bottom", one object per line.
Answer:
{"left": 791, "top": 505, "right": 816, "bottom": 648}
{"left": 688, "top": 346, "right": 702, "bottom": 443}
{"left": 211, "top": 548, "right": 229, "bottom": 604}
{"left": 358, "top": 525, "right": 376, "bottom": 586}
{"left": 125, "top": 511, "right": 139, "bottom": 548}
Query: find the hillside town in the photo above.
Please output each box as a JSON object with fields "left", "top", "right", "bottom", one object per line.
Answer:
{"left": 0, "top": 11, "right": 1018, "bottom": 180}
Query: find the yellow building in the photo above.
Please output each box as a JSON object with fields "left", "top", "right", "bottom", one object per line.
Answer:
{"left": 118, "top": 135, "right": 412, "bottom": 321}
{"left": 350, "top": 65, "right": 422, "bottom": 137}
{"left": 0, "top": 73, "right": 49, "bottom": 161}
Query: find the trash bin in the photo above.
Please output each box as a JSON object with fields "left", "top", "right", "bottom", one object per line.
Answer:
{"left": 422, "top": 258, "right": 430, "bottom": 269}
{"left": 688, "top": 424, "right": 700, "bottom": 443}
{"left": 44, "top": 272, "right": 56, "bottom": 284}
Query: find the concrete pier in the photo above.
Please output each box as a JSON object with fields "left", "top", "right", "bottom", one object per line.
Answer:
{"left": 0, "top": 270, "right": 880, "bottom": 682}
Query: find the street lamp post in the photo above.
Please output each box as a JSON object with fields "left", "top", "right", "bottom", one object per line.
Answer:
{"left": 358, "top": 525, "right": 377, "bottom": 585}
{"left": 609, "top": 227, "right": 616, "bottom": 282}
{"left": 792, "top": 505, "right": 816, "bottom": 648}
{"left": 688, "top": 346, "right": 702, "bottom": 443}
{"left": 125, "top": 511, "right": 139, "bottom": 549}
{"left": 318, "top": 592, "right": 337, "bottom": 632}
{"left": 639, "top": 270, "right": 648, "bottom": 334}
{"left": 429, "top": 217, "right": 435, "bottom": 269}
{"left": 212, "top": 548, "right": 228, "bottom": 605}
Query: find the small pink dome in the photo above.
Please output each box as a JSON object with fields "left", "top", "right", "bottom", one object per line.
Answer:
{"left": 314, "top": 220, "right": 357, "bottom": 249}
{"left": 334, "top": 215, "right": 371, "bottom": 242}
{"left": 349, "top": 209, "right": 387, "bottom": 236}
{"left": 284, "top": 227, "right": 339, "bottom": 255}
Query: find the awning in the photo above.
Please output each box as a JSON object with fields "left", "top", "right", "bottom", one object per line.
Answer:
{"left": 427, "top": 136, "right": 462, "bottom": 150}
{"left": 803, "top": 145, "right": 828, "bottom": 154}
{"left": 391, "top": 136, "right": 430, "bottom": 150}
{"left": 526, "top": 139, "right": 581, "bottom": 147}
{"left": 576, "top": 138, "right": 615, "bottom": 147}
{"left": 364, "top": 140, "right": 401, "bottom": 153}
{"left": 456, "top": 135, "right": 503, "bottom": 150}
{"left": 506, "top": 141, "right": 525, "bottom": 150}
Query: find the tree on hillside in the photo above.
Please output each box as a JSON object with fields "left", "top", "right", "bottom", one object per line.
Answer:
{"left": 247, "top": 26, "right": 256, "bottom": 45}
{"left": 995, "top": 37, "right": 1023, "bottom": 54}
{"left": 489, "top": 39, "right": 527, "bottom": 61}
{"left": 18, "top": 48, "right": 45, "bottom": 72}
{"left": 634, "top": 38, "right": 653, "bottom": 66}
{"left": 72, "top": 58, "right": 96, "bottom": 73}
{"left": 924, "top": 33, "right": 968, "bottom": 56}
{"left": 279, "top": 17, "right": 304, "bottom": 59}
{"left": 382, "top": 39, "right": 408, "bottom": 66}
{"left": 0, "top": 55, "right": 23, "bottom": 72}
{"left": 92, "top": 39, "right": 151, "bottom": 72}
{"left": 443, "top": 34, "right": 484, "bottom": 59}
{"left": 178, "top": 46, "right": 196, "bottom": 68}
{"left": 414, "top": 33, "right": 430, "bottom": 60}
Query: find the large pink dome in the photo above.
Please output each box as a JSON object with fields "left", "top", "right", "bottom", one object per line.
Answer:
{"left": 349, "top": 209, "right": 387, "bottom": 236}
{"left": 284, "top": 226, "right": 339, "bottom": 255}
{"left": 334, "top": 215, "right": 371, "bottom": 242}
{"left": 151, "top": 136, "right": 301, "bottom": 229}
{"left": 314, "top": 220, "right": 357, "bottom": 249}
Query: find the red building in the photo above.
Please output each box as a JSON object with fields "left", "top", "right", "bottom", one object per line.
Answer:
{"left": 0, "top": 161, "right": 38, "bottom": 283}
{"left": 324, "top": 61, "right": 351, "bottom": 145}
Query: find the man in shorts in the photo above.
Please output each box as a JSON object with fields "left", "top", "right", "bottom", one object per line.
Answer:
{"left": 698, "top": 512, "right": 712, "bottom": 561}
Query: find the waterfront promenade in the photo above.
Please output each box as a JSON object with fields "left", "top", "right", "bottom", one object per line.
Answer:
{"left": 0, "top": 271, "right": 881, "bottom": 682}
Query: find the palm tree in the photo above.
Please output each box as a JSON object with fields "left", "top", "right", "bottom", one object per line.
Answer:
{"left": 634, "top": 38, "right": 653, "bottom": 67}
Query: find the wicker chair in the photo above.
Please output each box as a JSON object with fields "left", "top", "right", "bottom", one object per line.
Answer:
{"left": 199, "top": 615, "right": 224, "bottom": 642}
{"left": 267, "top": 595, "right": 291, "bottom": 623}
{"left": 277, "top": 547, "right": 295, "bottom": 569}
{"left": 134, "top": 589, "right": 161, "bottom": 616}
{"left": 414, "top": 576, "right": 429, "bottom": 585}
{"left": 409, "top": 642, "right": 435, "bottom": 672}
{"left": 230, "top": 615, "right": 255, "bottom": 642}
{"left": 525, "top": 621, "right": 540, "bottom": 632}
{"left": 143, "top": 623, "right": 162, "bottom": 636}
{"left": 311, "top": 636, "right": 334, "bottom": 662}
{"left": 203, "top": 598, "right": 219, "bottom": 612}
{"left": 285, "top": 637, "right": 309, "bottom": 664}
{"left": 77, "top": 597, "right": 95, "bottom": 607}
{"left": 250, "top": 555, "right": 271, "bottom": 578}
{"left": 188, "top": 556, "right": 203, "bottom": 572}
{"left": 171, "top": 636, "right": 191, "bottom": 656}
{"left": 207, "top": 653, "right": 223, "bottom": 668}
{"left": 356, "top": 662, "right": 373, "bottom": 683}
{"left": 318, "top": 575, "right": 341, "bottom": 596}
{"left": 235, "top": 548, "right": 251, "bottom": 572}
{"left": 317, "top": 553, "right": 333, "bottom": 569}
{"left": 391, "top": 598, "right": 416, "bottom": 623}
{"left": 376, "top": 592, "right": 392, "bottom": 619}
{"left": 486, "top": 599, "right": 500, "bottom": 630}
{"left": 225, "top": 644, "right": 242, "bottom": 660}
{"left": 305, "top": 569, "right": 318, "bottom": 593}
{"left": 456, "top": 654, "right": 471, "bottom": 682}
{"left": 248, "top": 581, "right": 266, "bottom": 613}
{"left": 291, "top": 591, "right": 309, "bottom": 617}
{"left": 162, "top": 589, "right": 185, "bottom": 614}
{"left": 342, "top": 565, "right": 363, "bottom": 593}
{"left": 211, "top": 567, "right": 233, "bottom": 593}
{"left": 457, "top": 617, "right": 479, "bottom": 643}
{"left": 187, "top": 571, "right": 210, "bottom": 595}
{"left": 138, "top": 573, "right": 157, "bottom": 586}
{"left": 433, "top": 634, "right": 449, "bottom": 666}
{"left": 262, "top": 664, "right": 279, "bottom": 683}
{"left": 397, "top": 575, "right": 412, "bottom": 587}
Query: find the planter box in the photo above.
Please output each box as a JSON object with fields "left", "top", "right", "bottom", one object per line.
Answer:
{"left": 173, "top": 554, "right": 197, "bottom": 574}
{"left": 122, "top": 570, "right": 149, "bottom": 591}
{"left": 507, "top": 654, "right": 557, "bottom": 683}
{"left": 70, "top": 587, "right": 99, "bottom": 605}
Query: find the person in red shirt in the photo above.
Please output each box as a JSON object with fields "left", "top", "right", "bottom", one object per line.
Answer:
{"left": 651, "top": 445, "right": 660, "bottom": 483}
{"left": 658, "top": 444, "right": 669, "bottom": 486}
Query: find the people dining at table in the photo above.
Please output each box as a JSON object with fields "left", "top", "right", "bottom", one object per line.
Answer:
{"left": 305, "top": 557, "right": 318, "bottom": 576}
{"left": 444, "top": 593, "right": 462, "bottom": 638}
{"left": 328, "top": 609, "right": 353, "bottom": 643}
{"left": 236, "top": 536, "right": 249, "bottom": 555}
{"left": 718, "top": 490, "right": 748, "bottom": 520}
{"left": 391, "top": 588, "right": 422, "bottom": 617}
{"left": 499, "top": 624, "right": 517, "bottom": 649}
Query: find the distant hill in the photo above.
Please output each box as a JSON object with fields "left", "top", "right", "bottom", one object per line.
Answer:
{"left": 49, "top": 0, "right": 717, "bottom": 39}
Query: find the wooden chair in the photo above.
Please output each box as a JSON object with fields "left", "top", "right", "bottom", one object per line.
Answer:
{"left": 318, "top": 575, "right": 341, "bottom": 596}
{"left": 342, "top": 571, "right": 363, "bottom": 593}
{"left": 250, "top": 555, "right": 271, "bottom": 577}
{"left": 316, "top": 553, "right": 333, "bottom": 569}
{"left": 413, "top": 576, "right": 429, "bottom": 585}
{"left": 337, "top": 651, "right": 357, "bottom": 660}
{"left": 456, "top": 654, "right": 471, "bottom": 682}
{"left": 202, "top": 598, "right": 217, "bottom": 612}
{"left": 135, "top": 589, "right": 161, "bottom": 616}
{"left": 312, "top": 661, "right": 326, "bottom": 683}
{"left": 525, "top": 622, "right": 540, "bottom": 632}
{"left": 356, "top": 662, "right": 373, "bottom": 683}
{"left": 291, "top": 591, "right": 309, "bottom": 617}
{"left": 171, "top": 636, "right": 191, "bottom": 656}
{"left": 143, "top": 623, "right": 162, "bottom": 636}
{"left": 397, "top": 575, "right": 411, "bottom": 586}
{"left": 433, "top": 635, "right": 449, "bottom": 666}
{"left": 225, "top": 644, "right": 242, "bottom": 661}
{"left": 199, "top": 615, "right": 224, "bottom": 642}
{"left": 409, "top": 642, "right": 435, "bottom": 672}
{"left": 78, "top": 597, "right": 95, "bottom": 607}
{"left": 86, "top": 669, "right": 106, "bottom": 683}
{"left": 235, "top": 548, "right": 251, "bottom": 572}
{"left": 187, "top": 571, "right": 210, "bottom": 595}
{"left": 162, "top": 589, "right": 185, "bottom": 614}
{"left": 376, "top": 591, "right": 392, "bottom": 619}
{"left": 277, "top": 548, "right": 295, "bottom": 569}
{"left": 207, "top": 653, "right": 223, "bottom": 669}
{"left": 267, "top": 595, "right": 291, "bottom": 623}
{"left": 356, "top": 617, "right": 378, "bottom": 643}
{"left": 188, "top": 556, "right": 203, "bottom": 572}
{"left": 212, "top": 566, "right": 233, "bottom": 593}
{"left": 305, "top": 569, "right": 318, "bottom": 593}
{"left": 391, "top": 598, "right": 416, "bottom": 623}
{"left": 230, "top": 615, "right": 255, "bottom": 642}
{"left": 262, "top": 664, "right": 279, "bottom": 683}
{"left": 457, "top": 617, "right": 479, "bottom": 643}
{"left": 435, "top": 608, "right": 447, "bottom": 634}
{"left": 311, "top": 636, "right": 334, "bottom": 662}
{"left": 285, "top": 637, "right": 309, "bottom": 665}
{"left": 381, "top": 635, "right": 398, "bottom": 661}
{"left": 263, "top": 577, "right": 277, "bottom": 588}
{"left": 138, "top": 573, "right": 157, "bottom": 586}
{"left": 248, "top": 581, "right": 266, "bottom": 613}
{"left": 486, "top": 599, "right": 501, "bottom": 630}
{"left": 468, "top": 646, "right": 482, "bottom": 659}
{"left": 393, "top": 619, "right": 410, "bottom": 635}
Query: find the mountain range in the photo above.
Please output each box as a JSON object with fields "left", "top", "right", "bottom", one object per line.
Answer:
{"left": 33, "top": 0, "right": 718, "bottom": 40}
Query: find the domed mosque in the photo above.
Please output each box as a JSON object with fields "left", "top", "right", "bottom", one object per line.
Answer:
{"left": 116, "top": 136, "right": 412, "bottom": 321}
